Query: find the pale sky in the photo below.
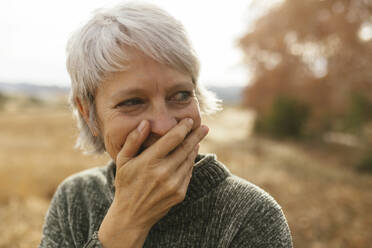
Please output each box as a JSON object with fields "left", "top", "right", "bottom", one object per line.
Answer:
{"left": 0, "top": 0, "right": 282, "bottom": 87}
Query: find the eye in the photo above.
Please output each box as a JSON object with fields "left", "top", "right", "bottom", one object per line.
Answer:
{"left": 116, "top": 98, "right": 144, "bottom": 108}
{"left": 169, "top": 91, "right": 192, "bottom": 103}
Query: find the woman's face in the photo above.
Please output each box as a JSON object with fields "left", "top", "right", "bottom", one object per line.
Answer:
{"left": 93, "top": 54, "right": 201, "bottom": 161}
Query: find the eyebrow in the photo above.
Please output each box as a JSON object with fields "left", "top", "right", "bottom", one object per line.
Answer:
{"left": 110, "top": 81, "right": 194, "bottom": 100}
{"left": 167, "top": 81, "right": 195, "bottom": 92}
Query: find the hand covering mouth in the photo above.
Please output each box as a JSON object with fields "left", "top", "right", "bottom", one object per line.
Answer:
{"left": 137, "top": 130, "right": 193, "bottom": 156}
{"left": 137, "top": 134, "right": 161, "bottom": 155}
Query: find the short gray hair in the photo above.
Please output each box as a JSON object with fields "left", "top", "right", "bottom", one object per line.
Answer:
{"left": 66, "top": 1, "right": 221, "bottom": 154}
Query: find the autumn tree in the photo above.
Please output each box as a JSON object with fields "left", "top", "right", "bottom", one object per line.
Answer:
{"left": 240, "top": 0, "right": 372, "bottom": 135}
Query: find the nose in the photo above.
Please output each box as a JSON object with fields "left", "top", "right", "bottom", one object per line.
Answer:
{"left": 148, "top": 103, "right": 178, "bottom": 136}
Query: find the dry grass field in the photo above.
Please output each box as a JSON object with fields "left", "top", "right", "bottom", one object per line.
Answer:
{"left": 1, "top": 103, "right": 372, "bottom": 248}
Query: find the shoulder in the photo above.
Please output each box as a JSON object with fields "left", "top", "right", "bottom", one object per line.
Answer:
{"left": 40, "top": 163, "right": 114, "bottom": 246}
{"left": 212, "top": 166, "right": 292, "bottom": 246}
{"left": 223, "top": 175, "right": 281, "bottom": 211}
{"left": 52, "top": 162, "right": 115, "bottom": 206}
{"left": 195, "top": 154, "right": 282, "bottom": 214}
{"left": 61, "top": 162, "right": 112, "bottom": 187}
{"left": 204, "top": 155, "right": 282, "bottom": 214}
{"left": 221, "top": 176, "right": 293, "bottom": 247}
{"left": 210, "top": 158, "right": 288, "bottom": 226}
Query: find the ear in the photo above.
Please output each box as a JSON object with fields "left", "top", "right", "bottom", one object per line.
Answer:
{"left": 75, "top": 97, "right": 99, "bottom": 137}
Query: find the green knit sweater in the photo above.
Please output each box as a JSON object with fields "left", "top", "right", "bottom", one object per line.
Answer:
{"left": 39, "top": 154, "right": 293, "bottom": 247}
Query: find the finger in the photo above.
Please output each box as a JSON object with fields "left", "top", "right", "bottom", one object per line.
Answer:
{"left": 179, "top": 144, "right": 199, "bottom": 177}
{"left": 151, "top": 148, "right": 197, "bottom": 208}
{"left": 166, "top": 125, "right": 208, "bottom": 167}
{"left": 165, "top": 145, "right": 198, "bottom": 202}
{"left": 188, "top": 144, "right": 200, "bottom": 177}
{"left": 146, "top": 118, "right": 194, "bottom": 159}
{"left": 116, "top": 120, "right": 150, "bottom": 169}
{"left": 146, "top": 145, "right": 198, "bottom": 208}
{"left": 172, "top": 146, "right": 199, "bottom": 202}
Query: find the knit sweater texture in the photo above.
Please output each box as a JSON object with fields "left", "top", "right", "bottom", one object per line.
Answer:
{"left": 39, "top": 154, "right": 293, "bottom": 248}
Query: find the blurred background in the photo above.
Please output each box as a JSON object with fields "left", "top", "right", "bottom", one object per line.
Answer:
{"left": 1, "top": 0, "right": 372, "bottom": 247}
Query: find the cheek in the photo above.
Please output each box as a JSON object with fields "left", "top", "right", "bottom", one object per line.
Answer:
{"left": 101, "top": 116, "right": 139, "bottom": 159}
{"left": 177, "top": 101, "right": 201, "bottom": 129}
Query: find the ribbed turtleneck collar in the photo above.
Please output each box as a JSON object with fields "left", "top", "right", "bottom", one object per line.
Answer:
{"left": 184, "top": 153, "right": 231, "bottom": 202}
{"left": 105, "top": 153, "right": 231, "bottom": 208}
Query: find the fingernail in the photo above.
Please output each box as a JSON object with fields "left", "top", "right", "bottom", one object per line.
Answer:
{"left": 138, "top": 120, "right": 147, "bottom": 132}
{"left": 202, "top": 125, "right": 209, "bottom": 133}
{"left": 186, "top": 118, "right": 193, "bottom": 125}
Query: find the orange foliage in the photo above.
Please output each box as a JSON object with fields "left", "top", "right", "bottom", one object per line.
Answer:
{"left": 240, "top": 0, "right": 372, "bottom": 132}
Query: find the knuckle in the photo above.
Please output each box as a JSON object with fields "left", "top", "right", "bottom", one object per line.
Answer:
{"left": 184, "top": 140, "right": 194, "bottom": 152}
{"left": 153, "top": 167, "right": 168, "bottom": 182}
{"left": 166, "top": 133, "right": 183, "bottom": 147}
{"left": 174, "top": 188, "right": 186, "bottom": 202}
{"left": 174, "top": 131, "right": 186, "bottom": 142}
{"left": 190, "top": 146, "right": 197, "bottom": 157}
{"left": 126, "top": 131, "right": 137, "bottom": 144}
{"left": 181, "top": 147, "right": 196, "bottom": 165}
{"left": 164, "top": 179, "right": 177, "bottom": 193}
{"left": 178, "top": 142, "right": 189, "bottom": 157}
{"left": 183, "top": 125, "right": 192, "bottom": 135}
{"left": 183, "top": 156, "right": 192, "bottom": 167}
{"left": 196, "top": 127, "right": 206, "bottom": 140}
{"left": 189, "top": 170, "right": 193, "bottom": 179}
{"left": 182, "top": 119, "right": 193, "bottom": 130}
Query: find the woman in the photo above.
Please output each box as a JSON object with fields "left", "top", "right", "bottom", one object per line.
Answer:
{"left": 40, "top": 2, "right": 293, "bottom": 248}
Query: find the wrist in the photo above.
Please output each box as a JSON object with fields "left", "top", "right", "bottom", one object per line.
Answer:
{"left": 98, "top": 202, "right": 150, "bottom": 248}
{"left": 98, "top": 226, "right": 149, "bottom": 248}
